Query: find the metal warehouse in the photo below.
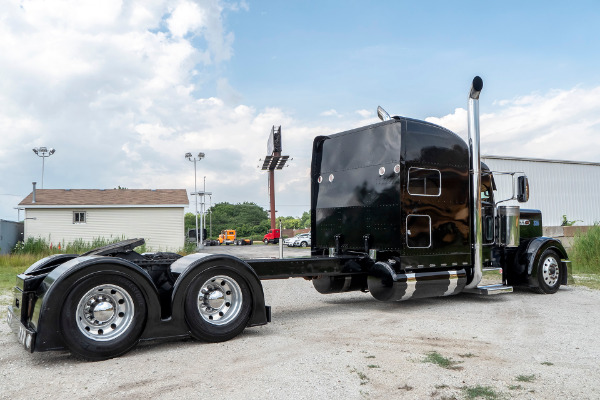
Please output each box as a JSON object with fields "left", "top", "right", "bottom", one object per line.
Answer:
{"left": 482, "top": 155, "right": 600, "bottom": 226}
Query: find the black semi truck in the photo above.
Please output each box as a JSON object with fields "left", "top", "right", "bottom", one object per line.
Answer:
{"left": 7, "top": 77, "right": 571, "bottom": 360}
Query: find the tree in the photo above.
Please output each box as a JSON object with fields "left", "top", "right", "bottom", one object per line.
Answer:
{"left": 184, "top": 204, "right": 309, "bottom": 238}
{"left": 185, "top": 202, "right": 270, "bottom": 238}
{"left": 300, "top": 211, "right": 311, "bottom": 228}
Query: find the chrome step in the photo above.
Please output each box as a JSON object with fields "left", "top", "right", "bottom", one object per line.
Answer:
{"left": 463, "top": 283, "right": 513, "bottom": 295}
{"left": 462, "top": 267, "right": 513, "bottom": 295}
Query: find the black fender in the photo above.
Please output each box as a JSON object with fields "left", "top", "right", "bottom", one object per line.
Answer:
{"left": 31, "top": 256, "right": 161, "bottom": 352}
{"left": 170, "top": 253, "right": 269, "bottom": 328}
{"left": 24, "top": 254, "right": 79, "bottom": 275}
{"left": 517, "top": 237, "right": 570, "bottom": 288}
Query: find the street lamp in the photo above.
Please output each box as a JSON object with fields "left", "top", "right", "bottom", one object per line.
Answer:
{"left": 185, "top": 152, "right": 205, "bottom": 248}
{"left": 32, "top": 147, "right": 56, "bottom": 189}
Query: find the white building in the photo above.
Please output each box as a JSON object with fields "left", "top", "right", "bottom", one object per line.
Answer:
{"left": 19, "top": 189, "right": 189, "bottom": 251}
{"left": 482, "top": 155, "right": 600, "bottom": 226}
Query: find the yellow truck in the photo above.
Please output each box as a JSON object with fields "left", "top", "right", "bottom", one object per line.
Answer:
{"left": 219, "top": 230, "right": 253, "bottom": 246}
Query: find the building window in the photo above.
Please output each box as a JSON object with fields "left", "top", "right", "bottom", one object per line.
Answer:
{"left": 407, "top": 167, "right": 441, "bottom": 196}
{"left": 73, "top": 211, "right": 86, "bottom": 224}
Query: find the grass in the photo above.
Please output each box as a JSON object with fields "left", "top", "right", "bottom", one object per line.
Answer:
{"left": 572, "top": 274, "right": 600, "bottom": 290}
{"left": 564, "top": 225, "right": 600, "bottom": 290}
{"left": 349, "top": 367, "right": 370, "bottom": 385}
{"left": 570, "top": 225, "right": 600, "bottom": 275}
{"left": 515, "top": 374, "right": 536, "bottom": 383}
{"left": 462, "top": 385, "right": 500, "bottom": 400}
{"left": 423, "top": 351, "right": 463, "bottom": 370}
{"left": 12, "top": 236, "right": 125, "bottom": 256}
{"left": 0, "top": 254, "right": 39, "bottom": 292}
{"left": 541, "top": 361, "right": 554, "bottom": 366}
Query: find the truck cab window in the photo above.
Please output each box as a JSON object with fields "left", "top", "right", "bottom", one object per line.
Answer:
{"left": 407, "top": 167, "right": 441, "bottom": 196}
{"left": 481, "top": 173, "right": 494, "bottom": 204}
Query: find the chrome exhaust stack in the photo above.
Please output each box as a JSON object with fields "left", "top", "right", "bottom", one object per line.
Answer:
{"left": 465, "top": 76, "right": 484, "bottom": 289}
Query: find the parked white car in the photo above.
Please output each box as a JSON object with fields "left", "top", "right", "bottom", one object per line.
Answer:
{"left": 289, "top": 233, "right": 311, "bottom": 247}
{"left": 283, "top": 234, "right": 302, "bottom": 246}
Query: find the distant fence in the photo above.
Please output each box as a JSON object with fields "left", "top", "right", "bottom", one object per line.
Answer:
{"left": 281, "top": 228, "right": 310, "bottom": 238}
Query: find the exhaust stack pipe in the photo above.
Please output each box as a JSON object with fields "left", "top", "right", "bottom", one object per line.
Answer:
{"left": 32, "top": 182, "right": 37, "bottom": 204}
{"left": 465, "top": 76, "right": 484, "bottom": 289}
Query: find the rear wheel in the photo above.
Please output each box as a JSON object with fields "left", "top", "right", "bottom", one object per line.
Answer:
{"left": 184, "top": 269, "right": 252, "bottom": 342}
{"left": 300, "top": 241, "right": 308, "bottom": 247}
{"left": 533, "top": 250, "right": 562, "bottom": 294}
{"left": 60, "top": 274, "right": 146, "bottom": 360}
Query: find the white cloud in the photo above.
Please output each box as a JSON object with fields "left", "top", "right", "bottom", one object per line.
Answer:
{"left": 0, "top": 0, "right": 248, "bottom": 220}
{"left": 355, "top": 109, "right": 372, "bottom": 118}
{"left": 320, "top": 109, "right": 341, "bottom": 117}
{"left": 426, "top": 87, "right": 600, "bottom": 162}
{"left": 167, "top": 1, "right": 206, "bottom": 38}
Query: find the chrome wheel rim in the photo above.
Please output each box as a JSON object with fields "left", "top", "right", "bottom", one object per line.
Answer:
{"left": 197, "top": 275, "right": 242, "bottom": 326}
{"left": 542, "top": 256, "right": 560, "bottom": 287}
{"left": 76, "top": 284, "right": 135, "bottom": 341}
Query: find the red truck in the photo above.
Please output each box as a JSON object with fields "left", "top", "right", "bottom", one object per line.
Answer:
{"left": 263, "top": 229, "right": 280, "bottom": 245}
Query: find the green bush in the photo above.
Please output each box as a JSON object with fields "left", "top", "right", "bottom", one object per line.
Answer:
{"left": 570, "top": 225, "right": 600, "bottom": 275}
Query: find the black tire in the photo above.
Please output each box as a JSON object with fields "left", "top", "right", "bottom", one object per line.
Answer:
{"left": 249, "top": 240, "right": 253, "bottom": 245}
{"left": 59, "top": 274, "right": 147, "bottom": 360}
{"left": 264, "top": 239, "right": 269, "bottom": 245}
{"left": 533, "top": 249, "right": 562, "bottom": 294}
{"left": 300, "top": 241, "right": 308, "bottom": 248}
{"left": 184, "top": 268, "right": 252, "bottom": 342}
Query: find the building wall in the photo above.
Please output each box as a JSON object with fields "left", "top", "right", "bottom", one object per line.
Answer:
{"left": 482, "top": 156, "right": 600, "bottom": 226}
{"left": 24, "top": 207, "right": 184, "bottom": 251}
{"left": 0, "top": 220, "right": 24, "bottom": 254}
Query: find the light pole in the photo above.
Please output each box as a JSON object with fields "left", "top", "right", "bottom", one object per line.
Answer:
{"left": 203, "top": 176, "right": 206, "bottom": 232}
{"left": 185, "top": 152, "right": 205, "bottom": 248}
{"left": 32, "top": 147, "right": 56, "bottom": 189}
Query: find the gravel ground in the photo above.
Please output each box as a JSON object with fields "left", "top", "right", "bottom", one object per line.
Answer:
{"left": 1, "top": 246, "right": 599, "bottom": 399}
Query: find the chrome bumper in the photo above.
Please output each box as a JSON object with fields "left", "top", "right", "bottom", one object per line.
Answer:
{"left": 6, "top": 306, "right": 35, "bottom": 353}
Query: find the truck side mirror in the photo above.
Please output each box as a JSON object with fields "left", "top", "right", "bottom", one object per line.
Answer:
{"left": 517, "top": 175, "right": 529, "bottom": 203}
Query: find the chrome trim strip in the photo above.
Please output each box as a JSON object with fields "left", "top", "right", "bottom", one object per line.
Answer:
{"left": 401, "top": 273, "right": 417, "bottom": 300}
{"left": 443, "top": 270, "right": 459, "bottom": 296}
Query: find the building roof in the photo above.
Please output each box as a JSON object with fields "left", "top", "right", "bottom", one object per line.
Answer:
{"left": 19, "top": 189, "right": 189, "bottom": 208}
{"left": 482, "top": 154, "right": 600, "bottom": 167}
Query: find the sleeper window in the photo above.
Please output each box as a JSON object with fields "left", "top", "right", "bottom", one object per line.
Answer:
{"left": 407, "top": 167, "right": 441, "bottom": 196}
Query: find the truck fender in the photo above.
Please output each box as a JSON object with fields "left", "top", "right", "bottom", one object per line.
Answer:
{"left": 170, "top": 253, "right": 269, "bottom": 328}
{"left": 519, "top": 237, "right": 570, "bottom": 287}
{"left": 32, "top": 256, "right": 161, "bottom": 352}
{"left": 23, "top": 253, "right": 79, "bottom": 275}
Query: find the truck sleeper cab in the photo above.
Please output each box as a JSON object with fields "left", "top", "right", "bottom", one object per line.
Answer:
{"left": 7, "top": 77, "right": 570, "bottom": 360}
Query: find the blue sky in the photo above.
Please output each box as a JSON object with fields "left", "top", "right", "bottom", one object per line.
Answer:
{"left": 223, "top": 1, "right": 600, "bottom": 118}
{"left": 1, "top": 0, "right": 600, "bottom": 222}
